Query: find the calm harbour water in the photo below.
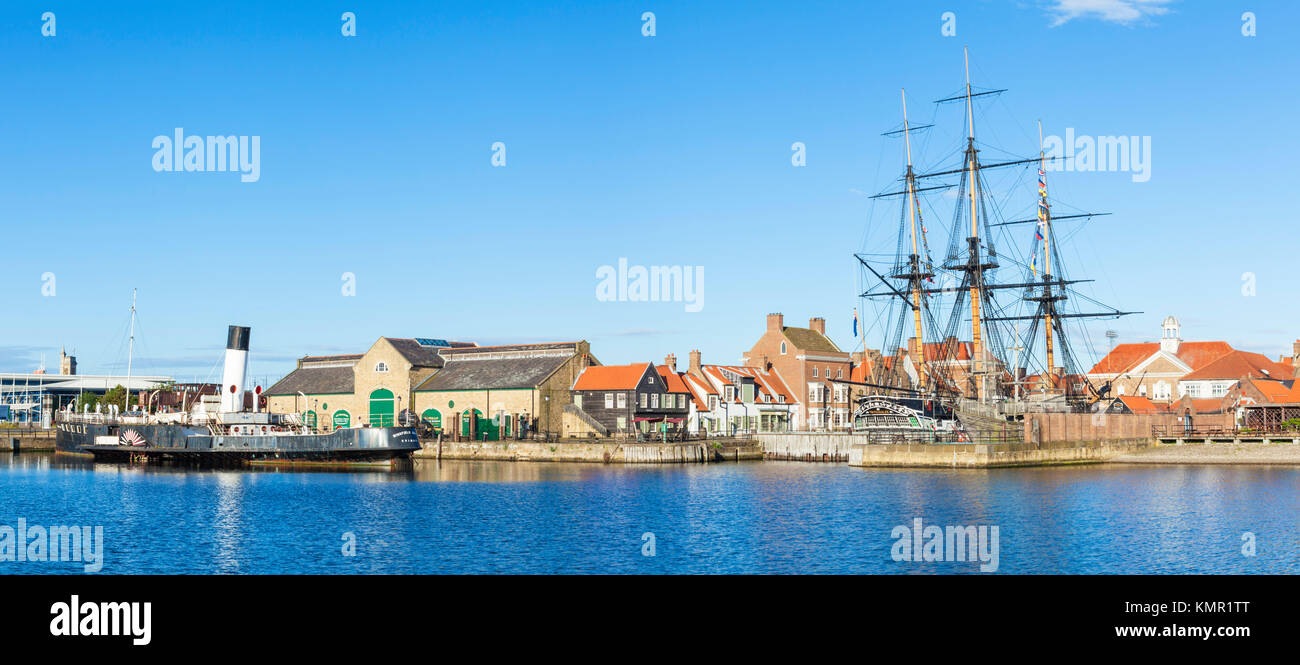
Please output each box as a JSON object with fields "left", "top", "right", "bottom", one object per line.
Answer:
{"left": 1, "top": 453, "right": 1296, "bottom": 574}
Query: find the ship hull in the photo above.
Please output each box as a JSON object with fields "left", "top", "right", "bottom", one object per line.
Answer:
{"left": 55, "top": 421, "right": 420, "bottom": 465}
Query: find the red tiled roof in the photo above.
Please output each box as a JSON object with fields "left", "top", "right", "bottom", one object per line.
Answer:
{"left": 1186, "top": 398, "right": 1225, "bottom": 414}
{"left": 1088, "top": 341, "right": 1234, "bottom": 375}
{"left": 1181, "top": 350, "right": 1294, "bottom": 381}
{"left": 701, "top": 365, "right": 796, "bottom": 404}
{"left": 680, "top": 373, "right": 714, "bottom": 410}
{"left": 1241, "top": 378, "right": 1300, "bottom": 404}
{"left": 1248, "top": 379, "right": 1292, "bottom": 402}
{"left": 1022, "top": 373, "right": 1087, "bottom": 391}
{"left": 654, "top": 365, "right": 691, "bottom": 393}
{"left": 1118, "top": 395, "right": 1172, "bottom": 414}
{"left": 918, "top": 341, "right": 973, "bottom": 362}
{"left": 572, "top": 363, "right": 651, "bottom": 391}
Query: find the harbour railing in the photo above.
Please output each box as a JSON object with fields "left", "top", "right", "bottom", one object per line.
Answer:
{"left": 1153, "top": 425, "right": 1288, "bottom": 438}
{"left": 859, "top": 428, "right": 1023, "bottom": 445}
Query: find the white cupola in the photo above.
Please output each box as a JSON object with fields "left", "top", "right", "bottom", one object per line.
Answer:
{"left": 1160, "top": 316, "right": 1181, "bottom": 354}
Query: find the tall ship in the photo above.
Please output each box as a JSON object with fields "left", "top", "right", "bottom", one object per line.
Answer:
{"left": 848, "top": 49, "right": 1137, "bottom": 439}
{"left": 55, "top": 321, "right": 419, "bottom": 465}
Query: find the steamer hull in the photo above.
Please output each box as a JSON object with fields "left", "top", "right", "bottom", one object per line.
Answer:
{"left": 55, "top": 420, "right": 420, "bottom": 464}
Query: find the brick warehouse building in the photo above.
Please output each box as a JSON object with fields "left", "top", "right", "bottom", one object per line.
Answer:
{"left": 742, "top": 313, "right": 853, "bottom": 431}
{"left": 413, "top": 342, "right": 595, "bottom": 439}
{"left": 265, "top": 337, "right": 474, "bottom": 430}
{"left": 266, "top": 337, "right": 595, "bottom": 437}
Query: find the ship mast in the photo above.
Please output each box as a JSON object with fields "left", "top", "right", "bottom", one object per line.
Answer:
{"left": 1038, "top": 121, "right": 1055, "bottom": 393}
{"left": 962, "top": 48, "right": 987, "bottom": 402}
{"left": 902, "top": 89, "right": 927, "bottom": 391}
{"left": 125, "top": 288, "right": 136, "bottom": 412}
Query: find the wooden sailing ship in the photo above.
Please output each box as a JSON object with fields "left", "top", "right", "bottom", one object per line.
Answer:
{"left": 850, "top": 48, "right": 1138, "bottom": 434}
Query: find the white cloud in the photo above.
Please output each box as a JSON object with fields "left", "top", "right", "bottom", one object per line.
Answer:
{"left": 1046, "top": 0, "right": 1175, "bottom": 26}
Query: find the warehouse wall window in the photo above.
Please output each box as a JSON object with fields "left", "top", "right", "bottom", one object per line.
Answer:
{"left": 374, "top": 362, "right": 389, "bottom": 373}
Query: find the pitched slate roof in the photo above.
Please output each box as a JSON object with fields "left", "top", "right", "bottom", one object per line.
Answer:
{"left": 439, "top": 342, "right": 580, "bottom": 356}
{"left": 415, "top": 353, "right": 572, "bottom": 391}
{"left": 265, "top": 365, "right": 355, "bottom": 396}
{"left": 572, "top": 363, "right": 652, "bottom": 391}
{"left": 384, "top": 338, "right": 475, "bottom": 368}
{"left": 782, "top": 326, "right": 843, "bottom": 355}
{"left": 300, "top": 353, "right": 363, "bottom": 365}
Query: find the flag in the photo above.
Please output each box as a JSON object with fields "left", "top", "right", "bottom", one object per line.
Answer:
{"left": 1031, "top": 166, "right": 1048, "bottom": 275}
{"left": 853, "top": 308, "right": 859, "bottom": 337}
{"left": 1037, "top": 168, "right": 1050, "bottom": 224}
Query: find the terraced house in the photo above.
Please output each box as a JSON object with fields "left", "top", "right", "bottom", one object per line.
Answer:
{"left": 565, "top": 362, "right": 690, "bottom": 437}
{"left": 673, "top": 350, "right": 796, "bottom": 434}
{"left": 742, "top": 313, "right": 853, "bottom": 430}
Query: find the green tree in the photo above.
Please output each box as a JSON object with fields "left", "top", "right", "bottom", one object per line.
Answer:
{"left": 74, "top": 392, "right": 100, "bottom": 412}
{"left": 101, "top": 385, "right": 128, "bottom": 411}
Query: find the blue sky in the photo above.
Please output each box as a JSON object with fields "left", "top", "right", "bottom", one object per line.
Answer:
{"left": 1, "top": 0, "right": 1297, "bottom": 385}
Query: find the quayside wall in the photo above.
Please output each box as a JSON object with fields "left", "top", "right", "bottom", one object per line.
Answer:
{"left": 758, "top": 413, "right": 1225, "bottom": 467}
{"left": 1026, "top": 412, "right": 1231, "bottom": 444}
{"left": 413, "top": 438, "right": 763, "bottom": 464}
{"left": 846, "top": 438, "right": 1152, "bottom": 468}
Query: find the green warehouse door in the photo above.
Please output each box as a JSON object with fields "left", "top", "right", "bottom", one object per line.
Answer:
{"left": 369, "top": 389, "right": 395, "bottom": 427}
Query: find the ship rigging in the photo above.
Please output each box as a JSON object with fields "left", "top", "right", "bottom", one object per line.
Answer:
{"left": 855, "top": 48, "right": 1138, "bottom": 417}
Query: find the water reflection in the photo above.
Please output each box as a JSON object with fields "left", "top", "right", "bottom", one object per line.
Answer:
{"left": 2, "top": 453, "right": 1297, "bottom": 573}
{"left": 410, "top": 459, "right": 623, "bottom": 483}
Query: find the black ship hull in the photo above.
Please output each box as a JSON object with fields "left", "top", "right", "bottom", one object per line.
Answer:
{"left": 55, "top": 421, "right": 421, "bottom": 465}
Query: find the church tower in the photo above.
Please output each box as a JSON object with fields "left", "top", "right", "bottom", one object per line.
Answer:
{"left": 59, "top": 347, "right": 77, "bottom": 375}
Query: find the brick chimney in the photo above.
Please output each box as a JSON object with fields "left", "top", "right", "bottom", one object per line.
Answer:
{"left": 1292, "top": 340, "right": 1300, "bottom": 368}
{"left": 907, "top": 336, "right": 921, "bottom": 358}
{"left": 767, "top": 313, "right": 784, "bottom": 331}
{"left": 809, "top": 317, "right": 826, "bottom": 335}
{"left": 664, "top": 353, "right": 677, "bottom": 370}
{"left": 688, "top": 350, "right": 702, "bottom": 377}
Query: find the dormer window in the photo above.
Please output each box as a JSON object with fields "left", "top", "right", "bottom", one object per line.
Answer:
{"left": 375, "top": 362, "right": 390, "bottom": 373}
